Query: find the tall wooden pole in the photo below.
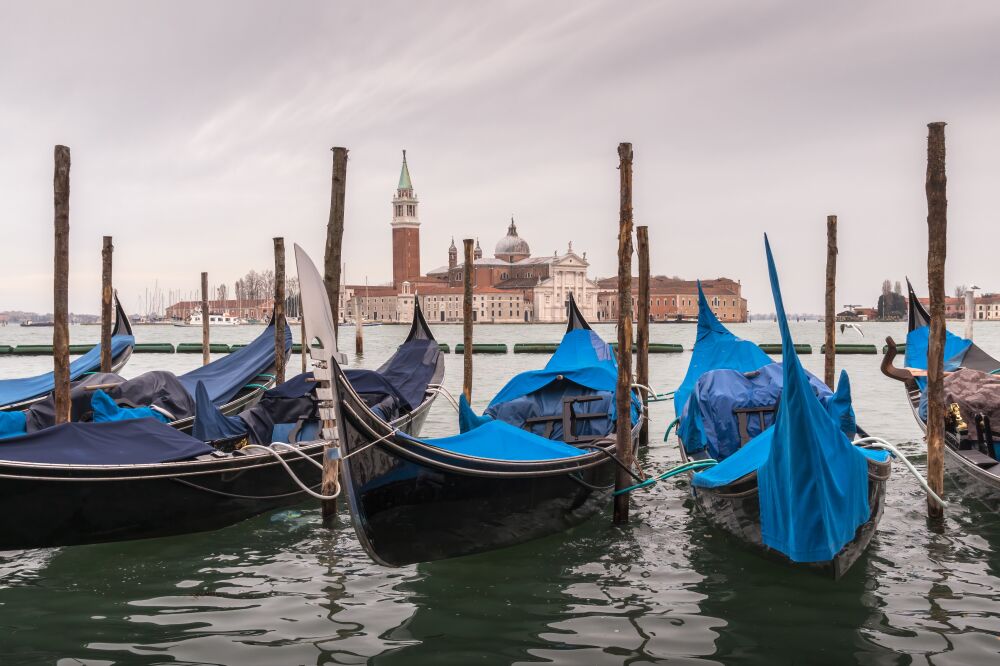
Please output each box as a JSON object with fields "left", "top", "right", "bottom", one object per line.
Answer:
{"left": 613, "top": 143, "right": 635, "bottom": 525}
{"left": 824, "top": 215, "right": 838, "bottom": 390}
{"left": 53, "top": 145, "right": 71, "bottom": 424}
{"left": 636, "top": 225, "right": 650, "bottom": 448}
{"left": 100, "top": 235, "right": 114, "bottom": 373}
{"left": 324, "top": 147, "right": 348, "bottom": 340}
{"left": 273, "top": 237, "right": 286, "bottom": 384}
{"left": 201, "top": 272, "right": 210, "bottom": 366}
{"left": 353, "top": 296, "right": 364, "bottom": 354}
{"left": 463, "top": 238, "right": 475, "bottom": 402}
{"left": 925, "top": 121, "right": 948, "bottom": 519}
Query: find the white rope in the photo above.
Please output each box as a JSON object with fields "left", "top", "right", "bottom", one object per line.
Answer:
{"left": 854, "top": 436, "right": 948, "bottom": 509}
{"left": 240, "top": 444, "right": 341, "bottom": 500}
{"left": 428, "top": 384, "right": 460, "bottom": 412}
{"left": 340, "top": 428, "right": 400, "bottom": 460}
{"left": 631, "top": 382, "right": 673, "bottom": 401}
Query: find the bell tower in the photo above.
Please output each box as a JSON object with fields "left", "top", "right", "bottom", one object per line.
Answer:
{"left": 392, "top": 150, "right": 420, "bottom": 288}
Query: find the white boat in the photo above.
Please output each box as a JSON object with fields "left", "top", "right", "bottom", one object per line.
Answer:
{"left": 173, "top": 310, "right": 244, "bottom": 327}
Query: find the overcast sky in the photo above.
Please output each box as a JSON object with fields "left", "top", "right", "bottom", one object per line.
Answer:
{"left": 2, "top": 1, "right": 999, "bottom": 315}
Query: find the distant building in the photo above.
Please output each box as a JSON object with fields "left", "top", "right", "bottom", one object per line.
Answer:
{"left": 165, "top": 298, "right": 272, "bottom": 321}
{"left": 917, "top": 293, "right": 1000, "bottom": 320}
{"left": 595, "top": 277, "right": 748, "bottom": 323}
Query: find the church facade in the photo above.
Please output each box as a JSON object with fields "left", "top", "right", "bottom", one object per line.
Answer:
{"left": 345, "top": 152, "right": 745, "bottom": 324}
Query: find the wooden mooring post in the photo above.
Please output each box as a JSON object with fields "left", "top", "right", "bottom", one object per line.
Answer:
{"left": 824, "top": 215, "right": 837, "bottom": 390}
{"left": 925, "top": 121, "right": 948, "bottom": 519}
{"left": 353, "top": 296, "right": 364, "bottom": 355}
{"left": 613, "top": 142, "right": 635, "bottom": 525}
{"left": 100, "top": 235, "right": 114, "bottom": 373}
{"left": 273, "top": 237, "right": 286, "bottom": 384}
{"left": 53, "top": 145, "right": 71, "bottom": 424}
{"left": 636, "top": 225, "right": 650, "bottom": 448}
{"left": 201, "top": 272, "right": 210, "bottom": 366}
{"left": 463, "top": 238, "right": 475, "bottom": 402}
{"left": 325, "top": 147, "right": 348, "bottom": 339}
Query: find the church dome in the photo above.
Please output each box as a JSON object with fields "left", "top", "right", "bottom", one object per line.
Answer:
{"left": 495, "top": 218, "right": 530, "bottom": 259}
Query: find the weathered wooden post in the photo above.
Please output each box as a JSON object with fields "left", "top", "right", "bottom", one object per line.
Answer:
{"left": 636, "top": 225, "right": 650, "bottom": 447}
{"left": 613, "top": 142, "right": 635, "bottom": 525}
{"left": 53, "top": 145, "right": 71, "bottom": 424}
{"left": 100, "top": 235, "right": 114, "bottom": 373}
{"left": 201, "top": 272, "right": 210, "bottom": 366}
{"left": 353, "top": 296, "right": 364, "bottom": 355}
{"left": 925, "top": 121, "right": 948, "bottom": 519}
{"left": 324, "top": 147, "right": 348, "bottom": 339}
{"left": 824, "top": 215, "right": 837, "bottom": 390}
{"left": 273, "top": 237, "right": 286, "bottom": 384}
{"left": 463, "top": 238, "right": 475, "bottom": 402}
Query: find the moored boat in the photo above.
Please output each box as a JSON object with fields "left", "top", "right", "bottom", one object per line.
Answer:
{"left": 0, "top": 291, "right": 443, "bottom": 550}
{"left": 293, "top": 234, "right": 643, "bottom": 567}
{"left": 881, "top": 280, "right": 1000, "bottom": 502}
{"left": 0, "top": 294, "right": 135, "bottom": 412}
{"left": 674, "top": 237, "right": 891, "bottom": 578}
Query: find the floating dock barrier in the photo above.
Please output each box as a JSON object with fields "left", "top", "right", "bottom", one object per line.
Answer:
{"left": 177, "top": 342, "right": 231, "bottom": 354}
{"left": 883, "top": 343, "right": 906, "bottom": 353}
{"left": 513, "top": 343, "right": 559, "bottom": 353}
{"left": 0, "top": 345, "right": 12, "bottom": 355}
{"left": 820, "top": 343, "right": 878, "bottom": 355}
{"left": 454, "top": 343, "right": 508, "bottom": 354}
{"left": 609, "top": 342, "right": 684, "bottom": 353}
{"left": 438, "top": 343, "right": 450, "bottom": 353}
{"left": 134, "top": 343, "right": 175, "bottom": 353}
{"left": 760, "top": 343, "right": 813, "bottom": 354}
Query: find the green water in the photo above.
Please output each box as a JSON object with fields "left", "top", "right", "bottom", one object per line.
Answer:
{"left": 1, "top": 321, "right": 999, "bottom": 664}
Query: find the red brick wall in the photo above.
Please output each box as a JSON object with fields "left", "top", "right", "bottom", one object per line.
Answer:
{"left": 392, "top": 227, "right": 420, "bottom": 287}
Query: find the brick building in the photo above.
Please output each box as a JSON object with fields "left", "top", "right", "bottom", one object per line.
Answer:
{"left": 595, "top": 277, "right": 748, "bottom": 323}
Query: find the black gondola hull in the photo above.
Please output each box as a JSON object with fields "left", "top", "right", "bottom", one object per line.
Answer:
{"left": 337, "top": 378, "right": 623, "bottom": 567}
{"left": 689, "top": 456, "right": 890, "bottom": 579}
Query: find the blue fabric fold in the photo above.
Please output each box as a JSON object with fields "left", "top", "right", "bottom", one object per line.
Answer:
{"left": 192, "top": 380, "right": 250, "bottom": 442}
{"left": 459, "top": 394, "right": 493, "bottom": 433}
{"left": 904, "top": 325, "right": 971, "bottom": 372}
{"left": 90, "top": 390, "right": 169, "bottom": 424}
{"left": 0, "top": 411, "right": 27, "bottom": 440}
{"left": 400, "top": 419, "right": 585, "bottom": 461}
{"left": 178, "top": 321, "right": 290, "bottom": 406}
{"left": 675, "top": 283, "right": 771, "bottom": 441}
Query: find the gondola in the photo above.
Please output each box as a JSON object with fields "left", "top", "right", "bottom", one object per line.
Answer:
{"left": 0, "top": 294, "right": 134, "bottom": 412}
{"left": 2, "top": 319, "right": 294, "bottom": 438}
{"left": 307, "top": 246, "right": 643, "bottom": 567}
{"left": 674, "top": 237, "right": 891, "bottom": 579}
{"left": 881, "top": 280, "right": 1000, "bottom": 500}
{"left": 0, "top": 296, "right": 444, "bottom": 550}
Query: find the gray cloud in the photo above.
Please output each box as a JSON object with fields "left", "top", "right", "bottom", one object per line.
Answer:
{"left": 2, "top": 0, "right": 999, "bottom": 314}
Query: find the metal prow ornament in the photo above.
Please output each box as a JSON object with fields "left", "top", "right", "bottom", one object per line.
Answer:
{"left": 294, "top": 243, "right": 349, "bottom": 518}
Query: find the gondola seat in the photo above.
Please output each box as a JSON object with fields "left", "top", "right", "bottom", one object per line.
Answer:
{"left": 401, "top": 419, "right": 587, "bottom": 461}
{"left": 486, "top": 380, "right": 614, "bottom": 444}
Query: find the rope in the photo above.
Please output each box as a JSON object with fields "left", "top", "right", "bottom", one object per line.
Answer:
{"left": 427, "top": 384, "right": 460, "bottom": 413}
{"left": 663, "top": 418, "right": 680, "bottom": 443}
{"left": 613, "top": 459, "right": 718, "bottom": 496}
{"left": 240, "top": 444, "right": 341, "bottom": 500}
{"left": 853, "top": 436, "right": 948, "bottom": 509}
{"left": 632, "top": 383, "right": 674, "bottom": 403}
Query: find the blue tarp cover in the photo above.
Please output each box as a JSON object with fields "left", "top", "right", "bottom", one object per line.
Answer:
{"left": 681, "top": 363, "right": 839, "bottom": 459}
{"left": 693, "top": 236, "right": 877, "bottom": 563}
{"left": 0, "top": 334, "right": 134, "bottom": 409}
{"left": 178, "top": 321, "right": 290, "bottom": 405}
{"left": 905, "top": 325, "right": 971, "bottom": 373}
{"left": 675, "top": 284, "right": 771, "bottom": 445}
{"left": 0, "top": 411, "right": 27, "bottom": 440}
{"left": 488, "top": 329, "right": 617, "bottom": 407}
{"left": 0, "top": 418, "right": 213, "bottom": 465}
{"left": 400, "top": 418, "right": 585, "bottom": 461}
{"left": 90, "top": 390, "right": 169, "bottom": 424}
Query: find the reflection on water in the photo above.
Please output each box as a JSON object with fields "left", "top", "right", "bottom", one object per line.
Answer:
{"left": 1, "top": 322, "right": 1000, "bottom": 663}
